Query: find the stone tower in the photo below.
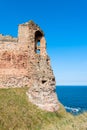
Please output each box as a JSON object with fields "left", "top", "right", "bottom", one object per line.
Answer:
{"left": 23, "top": 21, "right": 59, "bottom": 112}
{"left": 0, "top": 20, "right": 59, "bottom": 112}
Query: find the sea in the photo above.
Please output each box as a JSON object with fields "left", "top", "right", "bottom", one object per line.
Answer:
{"left": 56, "top": 86, "right": 87, "bottom": 115}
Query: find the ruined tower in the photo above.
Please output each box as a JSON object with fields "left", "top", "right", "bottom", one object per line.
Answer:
{"left": 0, "top": 20, "right": 59, "bottom": 111}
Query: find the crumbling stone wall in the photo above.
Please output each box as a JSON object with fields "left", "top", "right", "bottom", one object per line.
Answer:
{"left": 0, "top": 21, "right": 59, "bottom": 111}
{"left": 0, "top": 33, "right": 29, "bottom": 87}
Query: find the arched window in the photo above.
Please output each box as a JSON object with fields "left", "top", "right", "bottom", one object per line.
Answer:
{"left": 35, "top": 31, "right": 43, "bottom": 54}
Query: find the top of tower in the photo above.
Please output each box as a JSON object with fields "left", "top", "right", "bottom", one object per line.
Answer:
{"left": 19, "top": 20, "right": 44, "bottom": 35}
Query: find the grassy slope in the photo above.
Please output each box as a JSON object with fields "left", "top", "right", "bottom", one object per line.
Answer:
{"left": 0, "top": 87, "right": 87, "bottom": 130}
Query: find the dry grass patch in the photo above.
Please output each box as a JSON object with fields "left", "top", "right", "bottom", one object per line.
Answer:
{"left": 0, "top": 87, "right": 87, "bottom": 130}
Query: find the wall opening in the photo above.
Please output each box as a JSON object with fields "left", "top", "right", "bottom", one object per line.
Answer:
{"left": 36, "top": 50, "right": 40, "bottom": 54}
{"left": 37, "top": 40, "right": 40, "bottom": 46}
{"left": 42, "top": 80, "right": 47, "bottom": 84}
{"left": 35, "top": 31, "right": 43, "bottom": 54}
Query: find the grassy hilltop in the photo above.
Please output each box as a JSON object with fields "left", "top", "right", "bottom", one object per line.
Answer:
{"left": 0, "top": 87, "right": 87, "bottom": 130}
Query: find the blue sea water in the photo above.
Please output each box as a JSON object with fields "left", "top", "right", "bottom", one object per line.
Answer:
{"left": 56, "top": 86, "right": 87, "bottom": 115}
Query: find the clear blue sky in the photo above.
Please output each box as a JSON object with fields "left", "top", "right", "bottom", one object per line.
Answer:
{"left": 0, "top": 0, "right": 87, "bottom": 85}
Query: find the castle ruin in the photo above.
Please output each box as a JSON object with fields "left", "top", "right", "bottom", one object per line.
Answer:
{"left": 0, "top": 21, "right": 59, "bottom": 111}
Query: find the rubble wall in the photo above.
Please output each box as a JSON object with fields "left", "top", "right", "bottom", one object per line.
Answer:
{"left": 0, "top": 34, "right": 29, "bottom": 87}
{"left": 0, "top": 21, "right": 59, "bottom": 112}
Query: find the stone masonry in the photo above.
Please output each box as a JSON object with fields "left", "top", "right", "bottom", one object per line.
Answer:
{"left": 0, "top": 20, "right": 59, "bottom": 111}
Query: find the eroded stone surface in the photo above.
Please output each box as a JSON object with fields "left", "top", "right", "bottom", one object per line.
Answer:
{"left": 0, "top": 20, "right": 59, "bottom": 111}
{"left": 26, "top": 55, "right": 59, "bottom": 112}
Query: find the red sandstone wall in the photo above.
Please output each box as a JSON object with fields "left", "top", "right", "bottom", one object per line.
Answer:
{"left": 0, "top": 51, "right": 28, "bottom": 73}
{"left": 0, "top": 21, "right": 47, "bottom": 87}
{"left": 0, "top": 34, "right": 29, "bottom": 87}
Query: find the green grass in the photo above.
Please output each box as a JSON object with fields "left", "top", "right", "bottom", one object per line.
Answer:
{"left": 0, "top": 87, "right": 87, "bottom": 130}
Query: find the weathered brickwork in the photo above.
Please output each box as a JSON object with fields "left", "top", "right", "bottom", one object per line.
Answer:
{"left": 0, "top": 21, "right": 59, "bottom": 111}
